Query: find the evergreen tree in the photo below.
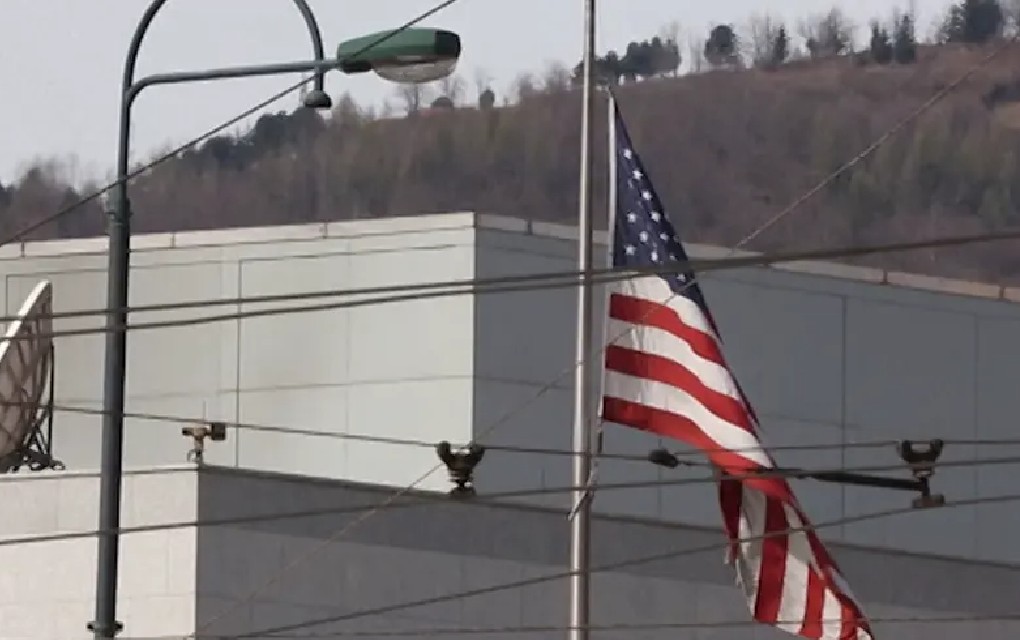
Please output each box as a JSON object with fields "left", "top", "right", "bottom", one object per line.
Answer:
{"left": 893, "top": 15, "right": 919, "bottom": 63}
{"left": 478, "top": 88, "right": 496, "bottom": 110}
{"left": 704, "top": 24, "right": 740, "bottom": 67}
{"left": 772, "top": 26, "right": 789, "bottom": 64}
{"left": 869, "top": 22, "right": 894, "bottom": 63}
{"left": 941, "top": 0, "right": 1004, "bottom": 43}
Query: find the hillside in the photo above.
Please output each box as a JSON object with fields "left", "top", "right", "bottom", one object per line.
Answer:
{"left": 5, "top": 42, "right": 1020, "bottom": 283}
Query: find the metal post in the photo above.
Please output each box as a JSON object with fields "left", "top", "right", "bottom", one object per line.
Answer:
{"left": 568, "top": 1, "right": 596, "bottom": 640}
{"left": 89, "top": 2, "right": 329, "bottom": 637}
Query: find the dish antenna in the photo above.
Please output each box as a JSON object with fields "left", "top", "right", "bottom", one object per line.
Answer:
{"left": 0, "top": 280, "right": 63, "bottom": 473}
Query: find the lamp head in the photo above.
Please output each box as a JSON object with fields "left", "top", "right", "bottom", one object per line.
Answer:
{"left": 302, "top": 87, "right": 333, "bottom": 110}
{"left": 337, "top": 28, "right": 462, "bottom": 85}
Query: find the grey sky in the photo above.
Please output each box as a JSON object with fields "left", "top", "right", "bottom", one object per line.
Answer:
{"left": 0, "top": 0, "right": 953, "bottom": 184}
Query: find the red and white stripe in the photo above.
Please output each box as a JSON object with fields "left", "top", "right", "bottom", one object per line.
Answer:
{"left": 601, "top": 275, "right": 874, "bottom": 640}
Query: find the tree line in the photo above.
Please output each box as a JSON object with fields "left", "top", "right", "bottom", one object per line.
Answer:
{"left": 566, "top": 0, "right": 1014, "bottom": 84}
{"left": 1, "top": 1, "right": 1020, "bottom": 286}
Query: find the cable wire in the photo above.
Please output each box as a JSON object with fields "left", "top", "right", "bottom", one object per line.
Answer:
{"left": 0, "top": 0, "right": 460, "bottom": 249}
{"left": 0, "top": 78, "right": 310, "bottom": 247}
{"left": 239, "top": 612, "right": 1020, "bottom": 638}
{"left": 185, "top": 40, "right": 1019, "bottom": 637}
{"left": 183, "top": 2, "right": 468, "bottom": 635}
{"left": 76, "top": 610, "right": 1020, "bottom": 639}
{"left": 3, "top": 453, "right": 1020, "bottom": 551}
{"left": 231, "top": 492, "right": 1020, "bottom": 639}
{"left": 6, "top": 223, "right": 1020, "bottom": 335}
{"left": 36, "top": 401, "right": 1020, "bottom": 460}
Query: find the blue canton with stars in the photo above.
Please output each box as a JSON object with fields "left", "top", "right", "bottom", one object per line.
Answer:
{"left": 613, "top": 103, "right": 710, "bottom": 312}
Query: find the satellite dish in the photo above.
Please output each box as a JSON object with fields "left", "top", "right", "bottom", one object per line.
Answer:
{"left": 0, "top": 280, "right": 63, "bottom": 473}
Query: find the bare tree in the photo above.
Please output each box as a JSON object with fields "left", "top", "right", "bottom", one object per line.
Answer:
{"left": 686, "top": 28, "right": 706, "bottom": 73}
{"left": 743, "top": 13, "right": 783, "bottom": 67}
{"left": 799, "top": 7, "right": 856, "bottom": 58}
{"left": 541, "top": 61, "right": 572, "bottom": 93}
{"left": 473, "top": 68, "right": 493, "bottom": 96}
{"left": 509, "top": 72, "right": 538, "bottom": 103}
{"left": 436, "top": 73, "right": 466, "bottom": 104}
{"left": 1002, "top": 0, "right": 1020, "bottom": 36}
{"left": 659, "top": 19, "right": 681, "bottom": 44}
{"left": 395, "top": 83, "right": 431, "bottom": 115}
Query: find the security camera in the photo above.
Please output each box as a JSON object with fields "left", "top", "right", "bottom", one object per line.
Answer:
{"left": 182, "top": 423, "right": 230, "bottom": 464}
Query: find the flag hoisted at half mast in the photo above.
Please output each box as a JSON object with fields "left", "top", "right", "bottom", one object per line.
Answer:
{"left": 600, "top": 99, "right": 875, "bottom": 640}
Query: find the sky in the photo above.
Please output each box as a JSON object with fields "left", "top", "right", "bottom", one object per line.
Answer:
{"left": 0, "top": 0, "right": 955, "bottom": 185}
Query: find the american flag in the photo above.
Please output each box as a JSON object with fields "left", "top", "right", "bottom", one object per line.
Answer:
{"left": 600, "top": 102, "right": 874, "bottom": 640}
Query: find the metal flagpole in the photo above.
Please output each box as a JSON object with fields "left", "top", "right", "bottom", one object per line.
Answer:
{"left": 568, "top": 0, "right": 596, "bottom": 640}
{"left": 598, "top": 89, "right": 618, "bottom": 396}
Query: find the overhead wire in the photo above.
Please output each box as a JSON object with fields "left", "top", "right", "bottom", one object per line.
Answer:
{"left": 32, "top": 401, "right": 1020, "bottom": 459}
{"left": 182, "top": 36, "right": 1020, "bottom": 638}
{"left": 228, "top": 492, "right": 1020, "bottom": 639}
{"left": 3, "top": 24, "right": 1007, "bottom": 640}
{"left": 221, "top": 612, "right": 1020, "bottom": 638}
{"left": 4, "top": 452, "right": 1020, "bottom": 551}
{"left": 79, "top": 610, "right": 1020, "bottom": 639}
{"left": 0, "top": 78, "right": 311, "bottom": 247}
{"left": 0, "top": 0, "right": 460, "bottom": 249}
{"left": 0, "top": 12, "right": 1004, "bottom": 640}
{"left": 6, "top": 224, "right": 1020, "bottom": 339}
{"left": 180, "top": 1, "right": 472, "bottom": 636}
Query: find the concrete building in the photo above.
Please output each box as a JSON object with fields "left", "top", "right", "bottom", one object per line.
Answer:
{"left": 1, "top": 212, "right": 1019, "bottom": 638}
{"left": 2, "top": 465, "right": 1018, "bottom": 640}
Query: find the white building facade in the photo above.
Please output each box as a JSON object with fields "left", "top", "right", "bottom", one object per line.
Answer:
{"left": 1, "top": 212, "right": 1019, "bottom": 638}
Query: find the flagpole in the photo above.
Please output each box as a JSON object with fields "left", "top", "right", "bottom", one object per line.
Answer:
{"left": 568, "top": 0, "right": 596, "bottom": 639}
{"left": 596, "top": 89, "right": 617, "bottom": 404}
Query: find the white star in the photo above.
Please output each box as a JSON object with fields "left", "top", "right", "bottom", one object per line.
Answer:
{"left": 677, "top": 273, "right": 687, "bottom": 282}
{"left": 632, "top": 169, "right": 643, "bottom": 180}
{"left": 638, "top": 230, "right": 649, "bottom": 243}
{"left": 669, "top": 253, "right": 677, "bottom": 260}
{"left": 650, "top": 211, "right": 661, "bottom": 222}
{"left": 641, "top": 190, "right": 652, "bottom": 201}
{"left": 660, "top": 232, "right": 670, "bottom": 241}
{"left": 626, "top": 212, "right": 637, "bottom": 223}
{"left": 624, "top": 244, "right": 636, "bottom": 255}
{"left": 623, "top": 149, "right": 633, "bottom": 159}
{"left": 650, "top": 250, "right": 659, "bottom": 262}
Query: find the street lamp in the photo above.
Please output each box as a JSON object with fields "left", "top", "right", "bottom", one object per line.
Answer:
{"left": 338, "top": 28, "right": 463, "bottom": 83}
{"left": 89, "top": 3, "right": 462, "bottom": 639}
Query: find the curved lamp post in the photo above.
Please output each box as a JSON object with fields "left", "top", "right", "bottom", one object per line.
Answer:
{"left": 89, "top": 3, "right": 462, "bottom": 638}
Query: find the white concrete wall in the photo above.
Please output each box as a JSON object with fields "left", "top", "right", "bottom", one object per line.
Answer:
{"left": 0, "top": 467, "right": 197, "bottom": 640}
{"left": 5, "top": 211, "right": 1020, "bottom": 563}
{"left": 194, "top": 468, "right": 1020, "bottom": 640}
{"left": 0, "top": 214, "right": 479, "bottom": 492}
{"left": 470, "top": 217, "right": 1020, "bottom": 565}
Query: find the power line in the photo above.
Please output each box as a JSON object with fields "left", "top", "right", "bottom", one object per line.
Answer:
{"left": 0, "top": 0, "right": 461, "bottom": 250}
{"left": 39, "top": 401, "right": 1020, "bottom": 460}
{"left": 182, "top": 3, "right": 470, "bottom": 635}
{"left": 0, "top": 78, "right": 310, "bottom": 248}
{"left": 0, "top": 478, "right": 701, "bottom": 549}
{"left": 225, "top": 612, "right": 1020, "bottom": 638}
{"left": 0, "top": 42, "right": 1016, "bottom": 329}
{"left": 3, "top": 222, "right": 1019, "bottom": 348}
{"left": 38, "top": 402, "right": 884, "bottom": 458}
{"left": 92, "top": 611, "right": 1020, "bottom": 639}
{"left": 3, "top": 454, "right": 1019, "bottom": 551}
{"left": 187, "top": 39, "right": 1020, "bottom": 637}
{"left": 230, "top": 492, "right": 1020, "bottom": 639}
{"left": 6, "top": 223, "right": 1020, "bottom": 335}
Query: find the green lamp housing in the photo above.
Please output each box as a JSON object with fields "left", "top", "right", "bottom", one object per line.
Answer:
{"left": 337, "top": 28, "right": 462, "bottom": 83}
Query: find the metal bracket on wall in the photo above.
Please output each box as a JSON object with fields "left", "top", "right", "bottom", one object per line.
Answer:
{"left": 648, "top": 438, "right": 947, "bottom": 509}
